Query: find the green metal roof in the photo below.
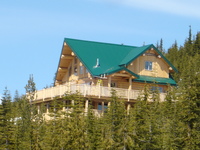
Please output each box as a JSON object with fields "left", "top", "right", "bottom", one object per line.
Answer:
{"left": 133, "top": 75, "right": 177, "bottom": 86}
{"left": 64, "top": 38, "right": 177, "bottom": 85}
{"left": 65, "top": 38, "right": 138, "bottom": 76}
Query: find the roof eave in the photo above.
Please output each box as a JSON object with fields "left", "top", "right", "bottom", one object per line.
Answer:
{"left": 54, "top": 39, "right": 66, "bottom": 86}
{"left": 64, "top": 38, "right": 96, "bottom": 77}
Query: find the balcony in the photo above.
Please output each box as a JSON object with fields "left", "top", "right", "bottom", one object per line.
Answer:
{"left": 33, "top": 83, "right": 166, "bottom": 102}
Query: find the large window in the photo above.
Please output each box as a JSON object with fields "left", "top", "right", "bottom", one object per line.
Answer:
{"left": 145, "top": 61, "right": 152, "bottom": 71}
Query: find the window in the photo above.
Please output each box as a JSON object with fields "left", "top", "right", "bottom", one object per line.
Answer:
{"left": 151, "top": 86, "right": 163, "bottom": 93}
{"left": 145, "top": 61, "right": 152, "bottom": 71}
{"left": 111, "top": 82, "right": 116, "bottom": 87}
{"left": 80, "top": 66, "right": 84, "bottom": 75}
{"left": 74, "top": 66, "right": 77, "bottom": 75}
{"left": 86, "top": 69, "right": 89, "bottom": 73}
{"left": 98, "top": 103, "right": 108, "bottom": 111}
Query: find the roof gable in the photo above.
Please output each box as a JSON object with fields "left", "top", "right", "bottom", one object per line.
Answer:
{"left": 119, "top": 44, "right": 152, "bottom": 66}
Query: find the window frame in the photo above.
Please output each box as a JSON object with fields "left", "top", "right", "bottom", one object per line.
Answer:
{"left": 145, "top": 61, "right": 153, "bottom": 71}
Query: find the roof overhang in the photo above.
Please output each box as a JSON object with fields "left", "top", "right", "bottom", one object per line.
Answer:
{"left": 54, "top": 41, "right": 75, "bottom": 85}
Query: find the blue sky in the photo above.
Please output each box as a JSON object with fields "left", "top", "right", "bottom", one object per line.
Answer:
{"left": 0, "top": 0, "right": 200, "bottom": 97}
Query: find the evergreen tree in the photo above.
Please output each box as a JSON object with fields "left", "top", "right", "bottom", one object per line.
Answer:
{"left": 158, "top": 87, "right": 184, "bottom": 149}
{"left": 129, "top": 85, "right": 162, "bottom": 149}
{"left": 85, "top": 101, "right": 103, "bottom": 149}
{"left": 184, "top": 26, "right": 193, "bottom": 56}
{"left": 177, "top": 55, "right": 200, "bottom": 149}
{"left": 193, "top": 32, "right": 200, "bottom": 55}
{"left": 0, "top": 87, "right": 15, "bottom": 149}
{"left": 103, "top": 89, "right": 128, "bottom": 149}
{"left": 15, "top": 75, "right": 39, "bottom": 149}
{"left": 156, "top": 38, "right": 165, "bottom": 54}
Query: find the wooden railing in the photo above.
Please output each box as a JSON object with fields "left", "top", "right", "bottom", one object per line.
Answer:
{"left": 33, "top": 83, "right": 166, "bottom": 101}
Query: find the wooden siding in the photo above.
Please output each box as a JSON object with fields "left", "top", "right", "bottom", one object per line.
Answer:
{"left": 128, "top": 50, "right": 169, "bottom": 78}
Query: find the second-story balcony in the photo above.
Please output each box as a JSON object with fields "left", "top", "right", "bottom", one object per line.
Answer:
{"left": 33, "top": 83, "right": 167, "bottom": 102}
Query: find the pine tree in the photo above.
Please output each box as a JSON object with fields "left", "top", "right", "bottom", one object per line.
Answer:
{"left": 15, "top": 75, "right": 39, "bottom": 149}
{"left": 129, "top": 85, "right": 162, "bottom": 149}
{"left": 84, "top": 100, "right": 102, "bottom": 149}
{"left": 102, "top": 89, "right": 128, "bottom": 149}
{"left": 158, "top": 87, "right": 184, "bottom": 149}
{"left": 193, "top": 32, "right": 200, "bottom": 55}
{"left": 177, "top": 54, "right": 200, "bottom": 149}
{"left": 184, "top": 26, "right": 194, "bottom": 56}
{"left": 0, "top": 87, "right": 15, "bottom": 149}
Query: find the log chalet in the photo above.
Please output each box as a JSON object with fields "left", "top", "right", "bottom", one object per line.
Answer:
{"left": 33, "top": 38, "right": 177, "bottom": 117}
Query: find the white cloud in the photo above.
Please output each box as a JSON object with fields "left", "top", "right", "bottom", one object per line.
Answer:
{"left": 94, "top": 0, "right": 200, "bottom": 19}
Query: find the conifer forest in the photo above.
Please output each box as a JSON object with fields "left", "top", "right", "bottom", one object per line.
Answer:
{"left": 0, "top": 30, "right": 200, "bottom": 149}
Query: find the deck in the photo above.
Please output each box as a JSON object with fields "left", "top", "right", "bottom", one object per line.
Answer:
{"left": 33, "top": 83, "right": 166, "bottom": 102}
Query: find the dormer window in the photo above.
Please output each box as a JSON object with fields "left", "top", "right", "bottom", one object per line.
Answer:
{"left": 145, "top": 61, "right": 152, "bottom": 71}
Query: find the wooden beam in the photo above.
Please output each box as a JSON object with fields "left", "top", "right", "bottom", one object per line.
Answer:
{"left": 59, "top": 67, "right": 68, "bottom": 71}
{"left": 61, "top": 54, "right": 74, "bottom": 59}
{"left": 112, "top": 73, "right": 131, "bottom": 77}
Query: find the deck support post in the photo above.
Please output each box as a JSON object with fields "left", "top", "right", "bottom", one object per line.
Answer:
{"left": 128, "top": 77, "right": 132, "bottom": 101}
{"left": 108, "top": 101, "right": 111, "bottom": 107}
{"left": 85, "top": 100, "right": 89, "bottom": 114}
{"left": 127, "top": 103, "right": 130, "bottom": 115}
{"left": 37, "top": 104, "right": 40, "bottom": 114}
{"left": 63, "top": 100, "right": 66, "bottom": 111}
{"left": 127, "top": 77, "right": 132, "bottom": 114}
{"left": 102, "top": 101, "right": 104, "bottom": 114}
{"left": 46, "top": 102, "right": 49, "bottom": 114}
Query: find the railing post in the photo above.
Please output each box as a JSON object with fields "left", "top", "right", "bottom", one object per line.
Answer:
{"left": 43, "top": 89, "right": 45, "bottom": 101}
{"left": 84, "top": 84, "right": 86, "bottom": 97}
{"left": 69, "top": 82, "right": 71, "bottom": 93}
{"left": 59, "top": 85, "right": 61, "bottom": 98}
{"left": 98, "top": 84, "right": 101, "bottom": 98}
{"left": 51, "top": 87, "right": 53, "bottom": 99}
